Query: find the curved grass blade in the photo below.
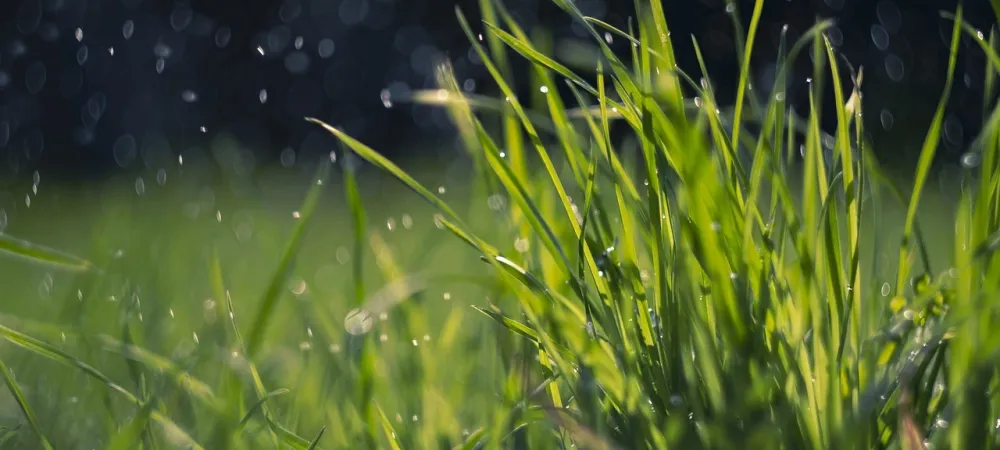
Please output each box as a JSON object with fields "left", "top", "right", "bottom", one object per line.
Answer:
{"left": 104, "top": 397, "right": 156, "bottom": 450}
{"left": 0, "top": 325, "right": 205, "bottom": 449}
{"left": 0, "top": 233, "right": 93, "bottom": 272}
{"left": 0, "top": 356, "right": 52, "bottom": 450}
{"left": 306, "top": 426, "right": 326, "bottom": 450}
{"left": 374, "top": 402, "right": 403, "bottom": 450}
{"left": 244, "top": 154, "right": 331, "bottom": 359}
{"left": 237, "top": 388, "right": 291, "bottom": 429}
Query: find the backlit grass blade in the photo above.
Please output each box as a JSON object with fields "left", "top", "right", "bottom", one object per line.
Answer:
{"left": 0, "top": 356, "right": 52, "bottom": 450}
{"left": 104, "top": 397, "right": 156, "bottom": 450}
{"left": 244, "top": 155, "right": 331, "bottom": 359}
{"left": 0, "top": 233, "right": 93, "bottom": 272}
{"left": 0, "top": 325, "right": 205, "bottom": 449}
{"left": 306, "top": 426, "right": 326, "bottom": 450}
{"left": 895, "top": 7, "right": 962, "bottom": 294}
{"left": 237, "top": 388, "right": 291, "bottom": 428}
{"left": 482, "top": 22, "right": 596, "bottom": 95}
{"left": 375, "top": 402, "right": 403, "bottom": 450}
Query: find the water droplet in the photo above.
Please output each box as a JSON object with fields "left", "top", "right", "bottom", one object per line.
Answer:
{"left": 604, "top": 32, "right": 613, "bottom": 44}
{"left": 258, "top": 88, "right": 268, "bottom": 104}
{"left": 294, "top": 36, "right": 304, "bottom": 50}
{"left": 135, "top": 177, "right": 145, "bottom": 195}
{"left": 345, "top": 308, "right": 374, "bottom": 335}
{"left": 284, "top": 52, "right": 310, "bottom": 73}
{"left": 329, "top": 151, "right": 337, "bottom": 163}
{"left": 774, "top": 92, "right": 786, "bottom": 102}
{"left": 884, "top": 54, "right": 904, "bottom": 81}
{"left": 443, "top": 292, "right": 451, "bottom": 301}
{"left": 871, "top": 25, "right": 890, "bottom": 50}
{"left": 170, "top": 7, "right": 193, "bottom": 31}
{"left": 880, "top": 109, "right": 894, "bottom": 130}
{"left": 215, "top": 27, "right": 232, "bottom": 48}
{"left": 156, "top": 58, "right": 166, "bottom": 74}
{"left": 123, "top": 20, "right": 134, "bottom": 39}
{"left": 76, "top": 46, "right": 89, "bottom": 65}
{"left": 292, "top": 211, "right": 301, "bottom": 219}
{"left": 153, "top": 43, "right": 172, "bottom": 59}
{"left": 156, "top": 169, "right": 167, "bottom": 185}
{"left": 876, "top": 1, "right": 902, "bottom": 34}
{"left": 75, "top": 28, "right": 83, "bottom": 41}
{"left": 961, "top": 152, "right": 981, "bottom": 169}
{"left": 437, "top": 186, "right": 446, "bottom": 194}
{"left": 280, "top": 147, "right": 296, "bottom": 167}
{"left": 25, "top": 61, "right": 47, "bottom": 94}
{"left": 113, "top": 134, "right": 137, "bottom": 168}
{"left": 318, "top": 38, "right": 335, "bottom": 58}
{"left": 256, "top": 45, "right": 265, "bottom": 56}
{"left": 181, "top": 90, "right": 198, "bottom": 103}
{"left": 881, "top": 283, "right": 890, "bottom": 296}
{"left": 386, "top": 217, "right": 396, "bottom": 231}
{"left": 725, "top": 3, "right": 736, "bottom": 14}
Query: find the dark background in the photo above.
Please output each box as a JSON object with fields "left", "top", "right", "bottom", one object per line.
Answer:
{"left": 0, "top": 0, "right": 994, "bottom": 183}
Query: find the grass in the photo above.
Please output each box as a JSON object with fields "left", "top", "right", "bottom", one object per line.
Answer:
{"left": 0, "top": 0, "right": 998, "bottom": 448}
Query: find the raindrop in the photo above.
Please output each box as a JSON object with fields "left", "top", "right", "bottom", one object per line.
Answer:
{"left": 256, "top": 45, "right": 265, "bottom": 56}
{"left": 25, "top": 61, "right": 47, "bottom": 94}
{"left": 871, "top": 25, "right": 889, "bottom": 50}
{"left": 725, "top": 3, "right": 736, "bottom": 14}
{"left": 318, "top": 38, "right": 335, "bottom": 58}
{"left": 123, "top": 20, "right": 134, "bottom": 40}
{"left": 214, "top": 27, "right": 231, "bottom": 48}
{"left": 943, "top": 116, "right": 963, "bottom": 147}
{"left": 181, "top": 90, "right": 198, "bottom": 103}
{"left": 881, "top": 283, "right": 890, "bottom": 296}
{"left": 380, "top": 89, "right": 392, "bottom": 108}
{"left": 961, "top": 152, "right": 981, "bottom": 169}
{"left": 604, "top": 32, "right": 613, "bottom": 44}
{"left": 153, "top": 43, "right": 172, "bottom": 58}
{"left": 170, "top": 7, "right": 193, "bottom": 31}
{"left": 880, "top": 109, "right": 894, "bottom": 130}
{"left": 284, "top": 52, "right": 310, "bottom": 74}
{"left": 437, "top": 186, "right": 446, "bottom": 194}
{"left": 76, "top": 46, "right": 89, "bottom": 65}
{"left": 157, "top": 169, "right": 167, "bottom": 185}
{"left": 280, "top": 147, "right": 296, "bottom": 167}
{"left": 463, "top": 79, "right": 475, "bottom": 91}
{"left": 294, "top": 36, "right": 304, "bottom": 50}
{"left": 156, "top": 58, "right": 166, "bottom": 74}
{"left": 280, "top": 1, "right": 302, "bottom": 23}
{"left": 876, "top": 1, "right": 902, "bottom": 34}
{"left": 17, "top": 0, "right": 43, "bottom": 34}
{"left": 258, "top": 88, "right": 268, "bottom": 104}
{"left": 884, "top": 54, "right": 904, "bottom": 81}
{"left": 113, "top": 134, "right": 137, "bottom": 168}
{"left": 827, "top": 27, "right": 843, "bottom": 47}
{"left": 540, "top": 85, "right": 549, "bottom": 93}
{"left": 75, "top": 28, "right": 83, "bottom": 41}
{"left": 135, "top": 177, "right": 145, "bottom": 195}
{"left": 345, "top": 308, "right": 374, "bottom": 335}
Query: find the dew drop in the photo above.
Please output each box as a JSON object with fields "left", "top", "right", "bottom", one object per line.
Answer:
{"left": 345, "top": 308, "right": 374, "bottom": 335}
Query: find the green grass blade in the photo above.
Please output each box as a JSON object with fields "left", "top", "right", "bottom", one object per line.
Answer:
{"left": 305, "top": 426, "right": 326, "bottom": 450}
{"left": 0, "top": 233, "right": 94, "bottom": 272}
{"left": 0, "top": 356, "right": 52, "bottom": 450}
{"left": 244, "top": 155, "right": 332, "bottom": 359}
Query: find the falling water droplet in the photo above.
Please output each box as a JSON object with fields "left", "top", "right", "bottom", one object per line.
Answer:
{"left": 123, "top": 20, "right": 134, "bottom": 39}
{"left": 259, "top": 89, "right": 268, "bottom": 104}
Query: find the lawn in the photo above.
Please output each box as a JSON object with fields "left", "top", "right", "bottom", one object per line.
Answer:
{"left": 0, "top": 1, "right": 997, "bottom": 449}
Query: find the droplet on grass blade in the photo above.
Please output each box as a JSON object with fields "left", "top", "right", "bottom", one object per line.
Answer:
{"left": 345, "top": 308, "right": 374, "bottom": 335}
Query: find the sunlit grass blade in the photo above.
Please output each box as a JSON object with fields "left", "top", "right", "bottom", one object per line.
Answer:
{"left": 237, "top": 388, "right": 291, "bottom": 428}
{"left": 0, "top": 233, "right": 94, "bottom": 272}
{"left": 244, "top": 155, "right": 331, "bottom": 359}
{"left": 104, "top": 397, "right": 156, "bottom": 450}
{"left": 0, "top": 356, "right": 52, "bottom": 450}
{"left": 375, "top": 401, "right": 403, "bottom": 450}
{"left": 305, "top": 426, "right": 326, "bottom": 450}
{"left": 0, "top": 325, "right": 205, "bottom": 449}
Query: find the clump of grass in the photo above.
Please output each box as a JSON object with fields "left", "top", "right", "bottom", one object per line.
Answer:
{"left": 0, "top": 1, "right": 997, "bottom": 449}
{"left": 317, "top": 0, "right": 1000, "bottom": 448}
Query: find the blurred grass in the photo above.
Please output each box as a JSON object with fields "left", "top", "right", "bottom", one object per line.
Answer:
{"left": 0, "top": 0, "right": 995, "bottom": 449}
